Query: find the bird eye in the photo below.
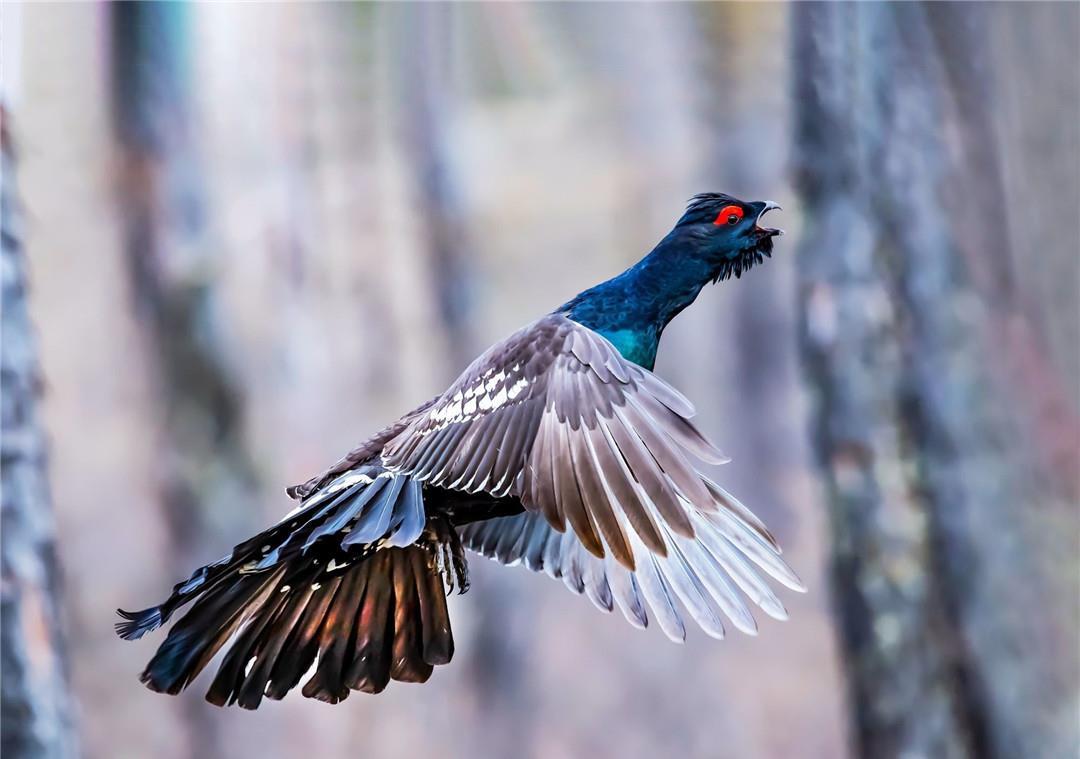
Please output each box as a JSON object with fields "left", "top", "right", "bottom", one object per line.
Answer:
{"left": 713, "top": 205, "right": 744, "bottom": 226}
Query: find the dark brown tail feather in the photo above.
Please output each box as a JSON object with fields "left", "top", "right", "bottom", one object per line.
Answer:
{"left": 137, "top": 545, "right": 456, "bottom": 709}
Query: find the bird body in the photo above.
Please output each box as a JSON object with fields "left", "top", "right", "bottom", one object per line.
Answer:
{"left": 117, "top": 193, "right": 798, "bottom": 708}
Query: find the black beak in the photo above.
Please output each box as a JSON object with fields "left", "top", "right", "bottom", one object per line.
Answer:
{"left": 754, "top": 201, "right": 784, "bottom": 237}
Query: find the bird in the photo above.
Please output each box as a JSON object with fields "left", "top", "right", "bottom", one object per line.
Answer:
{"left": 116, "top": 192, "right": 803, "bottom": 708}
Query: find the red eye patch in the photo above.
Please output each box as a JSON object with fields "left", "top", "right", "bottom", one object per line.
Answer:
{"left": 713, "top": 205, "right": 744, "bottom": 226}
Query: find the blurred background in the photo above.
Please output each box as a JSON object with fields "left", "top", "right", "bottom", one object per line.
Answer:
{"left": 2, "top": 3, "right": 1077, "bottom": 759}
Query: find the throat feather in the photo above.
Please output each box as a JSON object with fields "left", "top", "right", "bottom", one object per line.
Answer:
{"left": 592, "top": 328, "right": 658, "bottom": 369}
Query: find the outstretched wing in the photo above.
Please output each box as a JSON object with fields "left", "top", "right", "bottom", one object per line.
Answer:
{"left": 383, "top": 314, "right": 803, "bottom": 638}
{"left": 458, "top": 482, "right": 805, "bottom": 640}
{"left": 383, "top": 315, "right": 773, "bottom": 570}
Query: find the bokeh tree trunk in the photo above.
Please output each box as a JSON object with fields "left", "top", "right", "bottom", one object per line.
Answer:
{"left": 388, "top": 6, "right": 528, "bottom": 753}
{"left": 792, "top": 3, "right": 1079, "bottom": 758}
{"left": 109, "top": 5, "right": 258, "bottom": 757}
{"left": 0, "top": 112, "right": 79, "bottom": 758}
{"left": 700, "top": 2, "right": 798, "bottom": 540}
{"left": 395, "top": 2, "right": 475, "bottom": 370}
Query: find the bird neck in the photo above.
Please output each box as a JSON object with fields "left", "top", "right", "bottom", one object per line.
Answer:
{"left": 557, "top": 230, "right": 717, "bottom": 370}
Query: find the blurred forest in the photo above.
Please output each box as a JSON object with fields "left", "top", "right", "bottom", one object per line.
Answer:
{"left": 1, "top": 3, "right": 1077, "bottom": 759}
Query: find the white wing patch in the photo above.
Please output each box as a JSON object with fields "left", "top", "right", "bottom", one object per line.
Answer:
{"left": 425, "top": 365, "right": 532, "bottom": 431}
{"left": 507, "top": 376, "right": 529, "bottom": 400}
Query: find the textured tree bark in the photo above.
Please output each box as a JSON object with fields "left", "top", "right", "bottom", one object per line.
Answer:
{"left": 109, "top": 5, "right": 258, "bottom": 755}
{"left": 0, "top": 114, "right": 79, "bottom": 759}
{"left": 793, "top": 4, "right": 1079, "bottom": 758}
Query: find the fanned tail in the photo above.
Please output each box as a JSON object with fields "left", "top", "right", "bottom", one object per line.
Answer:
{"left": 117, "top": 469, "right": 466, "bottom": 708}
{"left": 133, "top": 545, "right": 456, "bottom": 707}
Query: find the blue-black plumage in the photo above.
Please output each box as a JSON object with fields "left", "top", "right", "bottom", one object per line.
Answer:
{"left": 117, "top": 193, "right": 801, "bottom": 709}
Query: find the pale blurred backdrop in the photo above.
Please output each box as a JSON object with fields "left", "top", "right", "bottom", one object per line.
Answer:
{"left": 3, "top": 3, "right": 1077, "bottom": 759}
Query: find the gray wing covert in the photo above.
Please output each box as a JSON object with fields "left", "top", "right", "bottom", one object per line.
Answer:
{"left": 383, "top": 315, "right": 778, "bottom": 577}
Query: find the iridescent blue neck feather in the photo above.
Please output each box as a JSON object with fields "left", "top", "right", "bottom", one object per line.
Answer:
{"left": 555, "top": 228, "right": 721, "bottom": 370}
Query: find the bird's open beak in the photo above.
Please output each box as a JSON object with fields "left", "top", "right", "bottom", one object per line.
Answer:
{"left": 754, "top": 201, "right": 784, "bottom": 237}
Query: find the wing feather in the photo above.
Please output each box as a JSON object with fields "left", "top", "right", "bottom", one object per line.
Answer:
{"left": 617, "top": 399, "right": 713, "bottom": 509}
{"left": 630, "top": 390, "right": 729, "bottom": 465}
{"left": 635, "top": 551, "right": 687, "bottom": 643}
{"left": 349, "top": 314, "right": 802, "bottom": 642}
{"left": 553, "top": 419, "right": 604, "bottom": 558}
{"left": 528, "top": 405, "right": 561, "bottom": 529}
{"left": 459, "top": 504, "right": 803, "bottom": 643}
{"left": 606, "top": 559, "right": 649, "bottom": 630}
{"left": 380, "top": 316, "right": 726, "bottom": 571}
{"left": 602, "top": 412, "right": 694, "bottom": 538}
{"left": 593, "top": 421, "right": 666, "bottom": 555}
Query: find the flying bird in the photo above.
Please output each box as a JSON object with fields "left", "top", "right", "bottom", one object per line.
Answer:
{"left": 117, "top": 193, "right": 803, "bottom": 708}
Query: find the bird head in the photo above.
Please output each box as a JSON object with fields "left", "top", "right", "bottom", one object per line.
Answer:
{"left": 674, "top": 193, "right": 784, "bottom": 281}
